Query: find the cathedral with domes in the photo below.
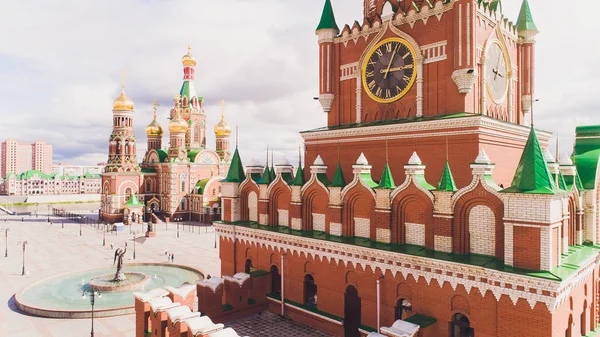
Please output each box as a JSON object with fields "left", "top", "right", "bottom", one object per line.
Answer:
{"left": 100, "top": 47, "right": 232, "bottom": 224}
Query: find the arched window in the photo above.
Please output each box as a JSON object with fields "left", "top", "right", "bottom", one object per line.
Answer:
{"left": 304, "top": 274, "right": 317, "bottom": 308}
{"left": 212, "top": 188, "right": 216, "bottom": 197}
{"left": 124, "top": 187, "right": 132, "bottom": 202}
{"left": 270, "top": 265, "right": 281, "bottom": 295}
{"left": 451, "top": 313, "right": 473, "bottom": 337}
{"left": 180, "top": 173, "right": 187, "bottom": 193}
{"left": 146, "top": 181, "right": 151, "bottom": 192}
{"left": 395, "top": 298, "right": 412, "bottom": 320}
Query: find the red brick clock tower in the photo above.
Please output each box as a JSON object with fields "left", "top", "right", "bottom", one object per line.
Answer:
{"left": 307, "top": 0, "right": 546, "bottom": 188}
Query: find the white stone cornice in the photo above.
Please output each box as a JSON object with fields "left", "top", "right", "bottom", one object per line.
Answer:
{"left": 390, "top": 175, "right": 434, "bottom": 203}
{"left": 214, "top": 223, "right": 593, "bottom": 312}
{"left": 301, "top": 116, "right": 552, "bottom": 145}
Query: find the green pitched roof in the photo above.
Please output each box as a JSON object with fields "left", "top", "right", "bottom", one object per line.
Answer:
{"left": 157, "top": 149, "right": 168, "bottom": 163}
{"left": 574, "top": 125, "right": 600, "bottom": 190}
{"left": 503, "top": 128, "right": 559, "bottom": 194}
{"left": 196, "top": 178, "right": 210, "bottom": 194}
{"left": 377, "top": 162, "right": 395, "bottom": 189}
{"left": 187, "top": 149, "right": 201, "bottom": 163}
{"left": 316, "top": 0, "right": 339, "bottom": 32}
{"left": 563, "top": 172, "right": 585, "bottom": 191}
{"left": 552, "top": 173, "right": 567, "bottom": 191}
{"left": 260, "top": 165, "right": 272, "bottom": 185}
{"left": 331, "top": 163, "right": 346, "bottom": 187}
{"left": 437, "top": 161, "right": 458, "bottom": 192}
{"left": 293, "top": 166, "right": 305, "bottom": 186}
{"left": 179, "top": 80, "right": 198, "bottom": 101}
{"left": 516, "top": 0, "right": 538, "bottom": 32}
{"left": 223, "top": 148, "right": 245, "bottom": 183}
{"left": 269, "top": 166, "right": 276, "bottom": 182}
{"left": 124, "top": 194, "right": 144, "bottom": 208}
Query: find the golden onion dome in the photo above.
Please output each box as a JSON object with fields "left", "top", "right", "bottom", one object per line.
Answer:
{"left": 169, "top": 110, "right": 189, "bottom": 133}
{"left": 146, "top": 112, "right": 163, "bottom": 137}
{"left": 113, "top": 85, "right": 134, "bottom": 111}
{"left": 214, "top": 113, "right": 232, "bottom": 137}
{"left": 182, "top": 45, "right": 197, "bottom": 67}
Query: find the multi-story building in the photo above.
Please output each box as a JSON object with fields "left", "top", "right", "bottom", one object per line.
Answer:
{"left": 0, "top": 140, "right": 53, "bottom": 178}
{"left": 100, "top": 47, "right": 233, "bottom": 225}
{"left": 0, "top": 170, "right": 101, "bottom": 196}
{"left": 52, "top": 163, "right": 104, "bottom": 177}
{"left": 216, "top": 1, "right": 600, "bottom": 337}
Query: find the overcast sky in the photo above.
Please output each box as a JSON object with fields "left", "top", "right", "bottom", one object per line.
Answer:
{"left": 0, "top": 0, "right": 597, "bottom": 166}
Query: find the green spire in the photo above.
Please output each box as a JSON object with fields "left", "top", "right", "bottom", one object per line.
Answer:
{"left": 270, "top": 166, "right": 276, "bottom": 182}
{"left": 503, "top": 128, "right": 558, "bottom": 194}
{"left": 223, "top": 148, "right": 246, "bottom": 183}
{"left": 377, "top": 162, "right": 395, "bottom": 189}
{"left": 260, "top": 165, "right": 272, "bottom": 185}
{"left": 331, "top": 163, "right": 346, "bottom": 187}
{"left": 293, "top": 165, "right": 305, "bottom": 186}
{"left": 516, "top": 0, "right": 538, "bottom": 32}
{"left": 437, "top": 161, "right": 457, "bottom": 192}
{"left": 316, "top": 0, "right": 339, "bottom": 32}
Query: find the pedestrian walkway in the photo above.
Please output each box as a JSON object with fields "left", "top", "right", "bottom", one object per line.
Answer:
{"left": 226, "top": 311, "right": 333, "bottom": 337}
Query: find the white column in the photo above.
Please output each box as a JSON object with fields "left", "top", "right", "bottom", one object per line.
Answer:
{"left": 281, "top": 254, "right": 285, "bottom": 316}
{"left": 377, "top": 278, "right": 381, "bottom": 333}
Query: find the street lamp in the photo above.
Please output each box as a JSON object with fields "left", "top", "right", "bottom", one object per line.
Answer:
{"left": 132, "top": 231, "right": 137, "bottom": 260}
{"left": 102, "top": 223, "right": 106, "bottom": 247}
{"left": 35, "top": 203, "right": 39, "bottom": 218}
{"left": 82, "top": 287, "right": 102, "bottom": 337}
{"left": 2, "top": 228, "right": 9, "bottom": 257}
{"left": 213, "top": 225, "right": 217, "bottom": 249}
{"left": 80, "top": 219, "right": 83, "bottom": 237}
{"left": 18, "top": 240, "right": 29, "bottom": 276}
{"left": 47, "top": 205, "right": 50, "bottom": 223}
{"left": 175, "top": 217, "right": 181, "bottom": 238}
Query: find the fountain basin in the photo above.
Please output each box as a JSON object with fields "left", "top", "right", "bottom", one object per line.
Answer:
{"left": 89, "top": 272, "right": 151, "bottom": 292}
{"left": 15, "top": 263, "right": 204, "bottom": 319}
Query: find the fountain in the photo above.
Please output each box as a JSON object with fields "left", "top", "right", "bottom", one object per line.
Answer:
{"left": 14, "top": 244, "right": 204, "bottom": 318}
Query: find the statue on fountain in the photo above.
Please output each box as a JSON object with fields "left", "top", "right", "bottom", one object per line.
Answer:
{"left": 113, "top": 243, "right": 127, "bottom": 281}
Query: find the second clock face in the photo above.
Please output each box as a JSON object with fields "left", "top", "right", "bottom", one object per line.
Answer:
{"left": 362, "top": 38, "right": 417, "bottom": 104}
{"left": 485, "top": 41, "right": 509, "bottom": 103}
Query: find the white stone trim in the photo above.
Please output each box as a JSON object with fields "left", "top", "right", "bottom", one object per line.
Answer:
{"left": 390, "top": 175, "right": 435, "bottom": 204}
{"left": 340, "top": 62, "right": 359, "bottom": 81}
{"left": 422, "top": 41, "right": 447, "bottom": 64}
{"left": 216, "top": 223, "right": 595, "bottom": 312}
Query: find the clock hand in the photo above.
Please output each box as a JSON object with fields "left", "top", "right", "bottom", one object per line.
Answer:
{"left": 380, "top": 64, "right": 413, "bottom": 73}
{"left": 383, "top": 44, "right": 401, "bottom": 80}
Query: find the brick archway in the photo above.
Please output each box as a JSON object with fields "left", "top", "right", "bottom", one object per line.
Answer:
{"left": 343, "top": 184, "right": 375, "bottom": 238}
{"left": 453, "top": 184, "right": 504, "bottom": 258}
{"left": 302, "top": 184, "right": 329, "bottom": 232}
{"left": 240, "top": 183, "right": 259, "bottom": 222}
{"left": 391, "top": 185, "right": 434, "bottom": 247}
{"left": 269, "top": 181, "right": 291, "bottom": 227}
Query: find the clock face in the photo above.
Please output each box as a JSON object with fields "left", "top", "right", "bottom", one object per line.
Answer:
{"left": 485, "top": 41, "right": 509, "bottom": 103}
{"left": 362, "top": 38, "right": 417, "bottom": 104}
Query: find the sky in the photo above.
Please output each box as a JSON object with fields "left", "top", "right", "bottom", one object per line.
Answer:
{"left": 0, "top": 0, "right": 597, "bottom": 167}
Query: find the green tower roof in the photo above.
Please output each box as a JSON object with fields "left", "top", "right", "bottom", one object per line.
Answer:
{"left": 260, "top": 165, "right": 272, "bottom": 185}
{"left": 503, "top": 128, "right": 559, "bottom": 194}
{"left": 293, "top": 165, "right": 305, "bottom": 186}
{"left": 223, "top": 148, "right": 246, "bottom": 183}
{"left": 331, "top": 163, "right": 346, "bottom": 187}
{"left": 125, "top": 194, "right": 144, "bottom": 208}
{"left": 316, "top": 0, "right": 339, "bottom": 32}
{"left": 437, "top": 161, "right": 458, "bottom": 192}
{"left": 377, "top": 162, "right": 396, "bottom": 189}
{"left": 269, "top": 166, "right": 276, "bottom": 182}
{"left": 516, "top": 0, "right": 538, "bottom": 32}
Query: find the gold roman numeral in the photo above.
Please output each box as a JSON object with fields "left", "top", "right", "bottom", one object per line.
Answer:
{"left": 368, "top": 80, "right": 376, "bottom": 90}
{"left": 402, "top": 75, "right": 411, "bottom": 83}
{"left": 375, "top": 49, "right": 383, "bottom": 57}
{"left": 365, "top": 70, "right": 374, "bottom": 78}
{"left": 396, "top": 85, "right": 402, "bottom": 93}
{"left": 385, "top": 43, "right": 393, "bottom": 53}
{"left": 385, "top": 89, "right": 391, "bottom": 99}
{"left": 403, "top": 51, "right": 411, "bottom": 59}
{"left": 375, "top": 87, "right": 383, "bottom": 97}
{"left": 368, "top": 60, "right": 377, "bottom": 67}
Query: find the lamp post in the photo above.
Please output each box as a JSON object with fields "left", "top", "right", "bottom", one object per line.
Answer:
{"left": 213, "top": 224, "right": 217, "bottom": 249}
{"left": 47, "top": 204, "right": 50, "bottom": 223}
{"left": 102, "top": 223, "right": 106, "bottom": 247}
{"left": 175, "top": 217, "right": 181, "bottom": 238}
{"left": 132, "top": 231, "right": 137, "bottom": 260}
{"left": 82, "top": 287, "right": 101, "bottom": 337}
{"left": 80, "top": 218, "right": 82, "bottom": 237}
{"left": 35, "top": 203, "right": 39, "bottom": 218}
{"left": 18, "top": 240, "right": 28, "bottom": 276}
{"left": 2, "top": 228, "right": 9, "bottom": 257}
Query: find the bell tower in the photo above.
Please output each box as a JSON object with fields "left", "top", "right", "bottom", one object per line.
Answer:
{"left": 214, "top": 100, "right": 232, "bottom": 162}
{"left": 105, "top": 84, "right": 140, "bottom": 173}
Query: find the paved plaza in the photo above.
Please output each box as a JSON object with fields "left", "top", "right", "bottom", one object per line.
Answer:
{"left": 0, "top": 208, "right": 332, "bottom": 337}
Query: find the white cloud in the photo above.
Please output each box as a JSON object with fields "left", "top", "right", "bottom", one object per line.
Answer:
{"left": 0, "top": 0, "right": 597, "bottom": 166}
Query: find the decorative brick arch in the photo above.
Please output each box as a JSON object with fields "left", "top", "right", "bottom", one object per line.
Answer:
{"left": 391, "top": 184, "right": 434, "bottom": 248}
{"left": 240, "top": 182, "right": 259, "bottom": 222}
{"left": 568, "top": 195, "right": 577, "bottom": 246}
{"left": 302, "top": 183, "right": 329, "bottom": 232}
{"left": 343, "top": 183, "right": 376, "bottom": 238}
{"left": 268, "top": 180, "right": 291, "bottom": 227}
{"left": 453, "top": 183, "right": 504, "bottom": 258}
